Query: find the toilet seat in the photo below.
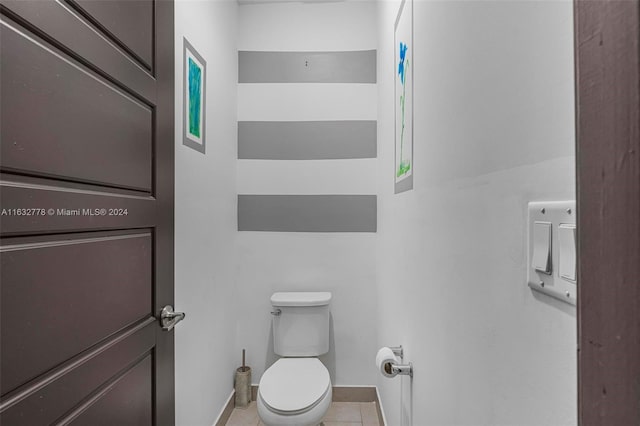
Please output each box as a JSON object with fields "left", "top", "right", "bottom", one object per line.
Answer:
{"left": 259, "top": 358, "right": 331, "bottom": 413}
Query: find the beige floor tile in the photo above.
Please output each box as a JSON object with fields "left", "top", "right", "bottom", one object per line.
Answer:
{"left": 323, "top": 402, "right": 362, "bottom": 423}
{"left": 323, "top": 423, "right": 362, "bottom": 426}
{"left": 360, "top": 402, "right": 380, "bottom": 426}
{"left": 226, "top": 401, "right": 259, "bottom": 426}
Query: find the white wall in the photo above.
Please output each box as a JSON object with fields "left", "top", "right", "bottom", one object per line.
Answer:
{"left": 174, "top": 1, "right": 238, "bottom": 425}
{"left": 376, "top": 1, "right": 577, "bottom": 425}
{"left": 173, "top": 2, "right": 576, "bottom": 423}
{"left": 236, "top": 1, "right": 379, "bottom": 386}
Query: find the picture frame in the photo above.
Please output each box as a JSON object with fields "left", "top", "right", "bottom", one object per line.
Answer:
{"left": 394, "top": 0, "right": 413, "bottom": 193}
{"left": 183, "top": 38, "right": 206, "bottom": 154}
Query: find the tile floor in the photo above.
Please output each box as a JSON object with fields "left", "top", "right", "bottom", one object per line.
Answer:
{"left": 225, "top": 401, "right": 381, "bottom": 426}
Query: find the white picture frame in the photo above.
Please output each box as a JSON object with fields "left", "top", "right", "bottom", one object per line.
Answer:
{"left": 394, "top": 0, "right": 413, "bottom": 193}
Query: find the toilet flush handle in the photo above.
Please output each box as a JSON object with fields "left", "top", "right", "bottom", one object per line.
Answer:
{"left": 270, "top": 308, "right": 282, "bottom": 316}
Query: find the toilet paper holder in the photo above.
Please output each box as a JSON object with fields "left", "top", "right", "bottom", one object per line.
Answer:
{"left": 389, "top": 346, "right": 404, "bottom": 358}
{"left": 387, "top": 362, "right": 413, "bottom": 378}
{"left": 384, "top": 345, "right": 413, "bottom": 378}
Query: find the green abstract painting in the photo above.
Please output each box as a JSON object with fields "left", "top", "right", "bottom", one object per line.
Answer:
{"left": 183, "top": 38, "right": 206, "bottom": 154}
{"left": 188, "top": 57, "right": 202, "bottom": 138}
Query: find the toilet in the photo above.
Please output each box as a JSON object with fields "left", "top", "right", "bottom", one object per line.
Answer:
{"left": 257, "top": 292, "right": 332, "bottom": 426}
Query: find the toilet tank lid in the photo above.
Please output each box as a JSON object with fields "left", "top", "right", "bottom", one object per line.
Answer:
{"left": 271, "top": 292, "right": 332, "bottom": 307}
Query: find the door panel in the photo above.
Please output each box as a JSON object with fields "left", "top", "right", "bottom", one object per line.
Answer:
{"left": 0, "top": 0, "right": 175, "bottom": 424}
{"left": 0, "top": 176, "right": 156, "bottom": 235}
{"left": 66, "top": 355, "right": 154, "bottom": 426}
{"left": 1, "top": 232, "right": 152, "bottom": 394}
{"left": 68, "top": 0, "right": 154, "bottom": 70}
{"left": 0, "top": 0, "right": 156, "bottom": 102}
{"left": 1, "top": 18, "right": 153, "bottom": 191}
{"left": 0, "top": 320, "right": 155, "bottom": 426}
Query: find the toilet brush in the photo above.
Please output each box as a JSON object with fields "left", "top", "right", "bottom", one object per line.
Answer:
{"left": 234, "top": 349, "right": 251, "bottom": 408}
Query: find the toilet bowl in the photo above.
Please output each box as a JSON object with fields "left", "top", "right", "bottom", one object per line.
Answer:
{"left": 257, "top": 292, "right": 333, "bottom": 426}
{"left": 257, "top": 358, "right": 332, "bottom": 426}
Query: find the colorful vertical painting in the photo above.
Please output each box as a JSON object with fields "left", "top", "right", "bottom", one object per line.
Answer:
{"left": 183, "top": 38, "right": 206, "bottom": 154}
{"left": 394, "top": 0, "right": 413, "bottom": 193}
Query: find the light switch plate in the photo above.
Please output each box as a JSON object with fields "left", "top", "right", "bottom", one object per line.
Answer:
{"left": 527, "top": 201, "right": 577, "bottom": 306}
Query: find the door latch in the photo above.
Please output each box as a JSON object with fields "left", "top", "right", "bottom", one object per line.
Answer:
{"left": 160, "top": 305, "right": 186, "bottom": 331}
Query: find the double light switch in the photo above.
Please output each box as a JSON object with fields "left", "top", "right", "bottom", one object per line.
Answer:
{"left": 527, "top": 201, "right": 577, "bottom": 306}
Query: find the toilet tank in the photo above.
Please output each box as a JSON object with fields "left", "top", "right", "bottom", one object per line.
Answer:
{"left": 271, "top": 292, "right": 331, "bottom": 357}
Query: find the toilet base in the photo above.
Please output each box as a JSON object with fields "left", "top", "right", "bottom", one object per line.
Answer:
{"left": 257, "top": 385, "right": 332, "bottom": 426}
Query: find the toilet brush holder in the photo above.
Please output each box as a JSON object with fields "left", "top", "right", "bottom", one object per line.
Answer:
{"left": 234, "top": 366, "right": 251, "bottom": 408}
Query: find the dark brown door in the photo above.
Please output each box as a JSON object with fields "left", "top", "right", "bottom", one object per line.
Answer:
{"left": 574, "top": 0, "right": 640, "bottom": 424}
{"left": 0, "top": 1, "right": 175, "bottom": 425}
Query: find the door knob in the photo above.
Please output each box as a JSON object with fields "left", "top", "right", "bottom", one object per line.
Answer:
{"left": 160, "top": 305, "right": 186, "bottom": 331}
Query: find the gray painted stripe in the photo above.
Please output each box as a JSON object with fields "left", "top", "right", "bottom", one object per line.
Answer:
{"left": 238, "top": 50, "right": 376, "bottom": 83}
{"left": 238, "top": 121, "right": 376, "bottom": 160}
{"left": 238, "top": 195, "right": 376, "bottom": 232}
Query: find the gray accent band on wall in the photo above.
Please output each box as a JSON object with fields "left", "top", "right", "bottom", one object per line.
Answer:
{"left": 238, "top": 195, "right": 377, "bottom": 232}
{"left": 238, "top": 121, "right": 377, "bottom": 160}
{"left": 238, "top": 50, "right": 376, "bottom": 83}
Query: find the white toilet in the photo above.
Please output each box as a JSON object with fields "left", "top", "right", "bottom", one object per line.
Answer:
{"left": 257, "top": 292, "right": 332, "bottom": 426}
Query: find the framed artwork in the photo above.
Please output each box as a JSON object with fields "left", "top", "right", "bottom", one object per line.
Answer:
{"left": 183, "top": 38, "right": 206, "bottom": 154}
{"left": 394, "top": 0, "right": 413, "bottom": 193}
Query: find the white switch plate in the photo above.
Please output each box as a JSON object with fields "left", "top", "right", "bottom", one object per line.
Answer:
{"left": 527, "top": 201, "right": 577, "bottom": 306}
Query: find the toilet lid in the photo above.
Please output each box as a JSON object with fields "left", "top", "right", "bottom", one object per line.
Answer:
{"left": 259, "top": 358, "right": 331, "bottom": 413}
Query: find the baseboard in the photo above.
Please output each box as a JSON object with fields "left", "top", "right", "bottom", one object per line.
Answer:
{"left": 250, "top": 384, "right": 377, "bottom": 403}
{"left": 221, "top": 385, "right": 385, "bottom": 426}
{"left": 375, "top": 386, "right": 387, "bottom": 426}
{"left": 212, "top": 390, "right": 235, "bottom": 426}
{"left": 332, "top": 385, "right": 377, "bottom": 402}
